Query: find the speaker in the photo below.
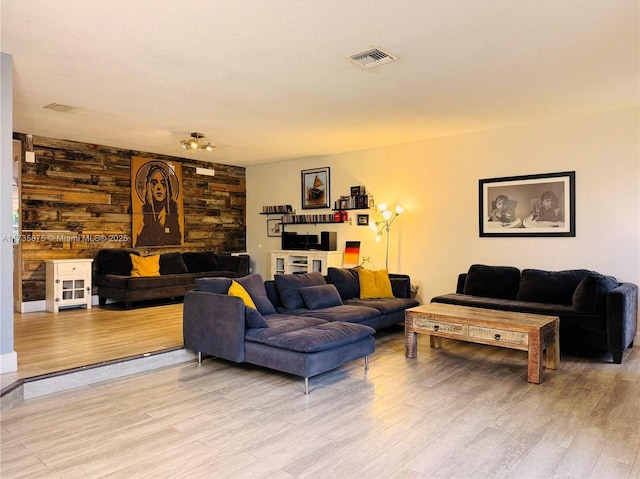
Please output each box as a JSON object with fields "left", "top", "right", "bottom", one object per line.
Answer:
{"left": 320, "top": 231, "right": 337, "bottom": 251}
{"left": 282, "top": 232, "right": 319, "bottom": 250}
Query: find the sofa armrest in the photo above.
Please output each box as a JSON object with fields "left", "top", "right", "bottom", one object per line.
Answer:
{"left": 390, "top": 274, "right": 411, "bottom": 298}
{"left": 456, "top": 274, "right": 467, "bottom": 294}
{"left": 183, "top": 291, "right": 246, "bottom": 363}
{"left": 215, "top": 254, "right": 250, "bottom": 277}
{"left": 606, "top": 282, "right": 639, "bottom": 352}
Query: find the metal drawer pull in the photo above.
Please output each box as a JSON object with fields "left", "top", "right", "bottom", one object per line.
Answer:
{"left": 494, "top": 334, "right": 501, "bottom": 340}
{"left": 433, "top": 324, "right": 440, "bottom": 332}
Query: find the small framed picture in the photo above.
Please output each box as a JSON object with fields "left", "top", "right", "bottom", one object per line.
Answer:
{"left": 351, "top": 185, "right": 365, "bottom": 196}
{"left": 357, "top": 214, "right": 369, "bottom": 226}
{"left": 301, "top": 167, "right": 330, "bottom": 209}
{"left": 267, "top": 219, "right": 282, "bottom": 237}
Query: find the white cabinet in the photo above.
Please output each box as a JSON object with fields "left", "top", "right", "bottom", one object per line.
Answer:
{"left": 270, "top": 250, "right": 344, "bottom": 279}
{"left": 46, "top": 259, "right": 93, "bottom": 312}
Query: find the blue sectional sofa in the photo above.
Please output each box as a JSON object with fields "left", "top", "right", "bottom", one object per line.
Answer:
{"left": 182, "top": 269, "right": 419, "bottom": 393}
{"left": 431, "top": 264, "right": 638, "bottom": 364}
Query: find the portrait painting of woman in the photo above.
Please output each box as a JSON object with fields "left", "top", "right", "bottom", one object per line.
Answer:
{"left": 132, "top": 157, "right": 184, "bottom": 247}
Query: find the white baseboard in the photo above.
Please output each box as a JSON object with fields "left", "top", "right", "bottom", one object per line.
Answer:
{"left": 0, "top": 351, "right": 17, "bottom": 373}
{"left": 17, "top": 295, "right": 100, "bottom": 313}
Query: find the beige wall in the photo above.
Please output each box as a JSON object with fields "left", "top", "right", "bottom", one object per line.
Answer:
{"left": 247, "top": 108, "right": 639, "bottom": 304}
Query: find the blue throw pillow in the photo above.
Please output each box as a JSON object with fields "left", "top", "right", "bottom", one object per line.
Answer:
{"left": 326, "top": 267, "right": 360, "bottom": 300}
{"left": 299, "top": 284, "right": 344, "bottom": 310}
{"left": 196, "top": 277, "right": 233, "bottom": 294}
{"left": 274, "top": 272, "right": 327, "bottom": 310}
{"left": 235, "top": 274, "right": 276, "bottom": 315}
{"left": 245, "top": 306, "right": 269, "bottom": 328}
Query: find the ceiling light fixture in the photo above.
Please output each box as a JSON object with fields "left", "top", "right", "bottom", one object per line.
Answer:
{"left": 179, "top": 132, "right": 215, "bottom": 151}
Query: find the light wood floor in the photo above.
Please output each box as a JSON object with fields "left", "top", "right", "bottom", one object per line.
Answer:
{"left": 9, "top": 301, "right": 185, "bottom": 380}
{"left": 2, "top": 319, "right": 639, "bottom": 478}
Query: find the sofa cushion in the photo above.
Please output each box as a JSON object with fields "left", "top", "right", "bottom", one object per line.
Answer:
{"left": 235, "top": 274, "right": 277, "bottom": 315}
{"left": 196, "top": 277, "right": 234, "bottom": 294}
{"left": 572, "top": 272, "right": 619, "bottom": 312}
{"left": 345, "top": 297, "right": 420, "bottom": 315}
{"left": 182, "top": 252, "right": 219, "bottom": 273}
{"left": 96, "top": 249, "right": 138, "bottom": 276}
{"left": 296, "top": 304, "right": 381, "bottom": 323}
{"left": 130, "top": 254, "right": 160, "bottom": 277}
{"left": 517, "top": 269, "right": 591, "bottom": 305}
{"left": 228, "top": 280, "right": 257, "bottom": 309}
{"left": 245, "top": 314, "right": 327, "bottom": 343}
{"left": 359, "top": 269, "right": 394, "bottom": 299}
{"left": 430, "top": 293, "right": 607, "bottom": 331}
{"left": 299, "top": 284, "right": 343, "bottom": 310}
{"left": 98, "top": 273, "right": 196, "bottom": 290}
{"left": 159, "top": 252, "right": 188, "bottom": 275}
{"left": 463, "top": 264, "right": 520, "bottom": 299}
{"left": 326, "top": 267, "right": 360, "bottom": 300}
{"left": 274, "top": 272, "right": 326, "bottom": 310}
{"left": 263, "top": 322, "right": 375, "bottom": 353}
{"left": 244, "top": 306, "right": 269, "bottom": 329}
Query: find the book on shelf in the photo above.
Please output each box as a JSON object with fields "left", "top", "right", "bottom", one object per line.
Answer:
{"left": 282, "top": 213, "right": 341, "bottom": 224}
{"left": 262, "top": 204, "right": 293, "bottom": 214}
{"left": 334, "top": 194, "right": 368, "bottom": 210}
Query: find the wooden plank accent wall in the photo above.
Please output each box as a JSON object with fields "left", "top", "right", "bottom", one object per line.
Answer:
{"left": 15, "top": 133, "right": 246, "bottom": 302}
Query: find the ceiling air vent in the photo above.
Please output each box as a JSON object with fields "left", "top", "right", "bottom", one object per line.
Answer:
{"left": 349, "top": 48, "right": 398, "bottom": 69}
{"left": 43, "top": 103, "right": 74, "bottom": 113}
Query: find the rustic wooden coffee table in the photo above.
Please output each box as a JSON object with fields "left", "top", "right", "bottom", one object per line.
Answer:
{"left": 405, "top": 303, "right": 559, "bottom": 384}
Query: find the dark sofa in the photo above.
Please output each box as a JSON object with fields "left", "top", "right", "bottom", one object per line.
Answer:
{"left": 95, "top": 249, "right": 250, "bottom": 309}
{"left": 183, "top": 268, "right": 419, "bottom": 393}
{"left": 431, "top": 264, "right": 638, "bottom": 364}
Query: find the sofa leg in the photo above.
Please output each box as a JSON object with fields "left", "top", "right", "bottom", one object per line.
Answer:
{"left": 125, "top": 301, "right": 132, "bottom": 310}
{"left": 612, "top": 350, "right": 623, "bottom": 364}
{"left": 198, "top": 352, "right": 202, "bottom": 364}
{"left": 365, "top": 355, "right": 369, "bottom": 370}
{"left": 304, "top": 378, "right": 309, "bottom": 395}
{"left": 99, "top": 296, "right": 106, "bottom": 306}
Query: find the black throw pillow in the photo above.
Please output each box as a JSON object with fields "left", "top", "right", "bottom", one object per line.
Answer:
{"left": 463, "top": 264, "right": 521, "bottom": 299}
{"left": 96, "top": 249, "right": 138, "bottom": 276}
{"left": 159, "top": 252, "right": 188, "bottom": 275}
{"left": 182, "top": 252, "right": 219, "bottom": 273}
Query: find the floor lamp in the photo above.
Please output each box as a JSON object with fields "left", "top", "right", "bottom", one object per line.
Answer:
{"left": 370, "top": 203, "right": 404, "bottom": 270}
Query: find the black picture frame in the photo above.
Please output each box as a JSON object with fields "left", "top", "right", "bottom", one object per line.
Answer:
{"left": 301, "top": 167, "right": 330, "bottom": 209}
{"left": 266, "top": 218, "right": 282, "bottom": 237}
{"left": 479, "top": 171, "right": 575, "bottom": 237}
{"left": 357, "top": 214, "right": 369, "bottom": 226}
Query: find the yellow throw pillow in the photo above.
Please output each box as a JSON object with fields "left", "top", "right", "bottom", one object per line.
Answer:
{"left": 376, "top": 270, "right": 394, "bottom": 298}
{"left": 359, "top": 269, "right": 379, "bottom": 299}
{"left": 130, "top": 254, "right": 160, "bottom": 277}
{"left": 228, "top": 280, "right": 257, "bottom": 309}
{"left": 359, "top": 269, "right": 395, "bottom": 299}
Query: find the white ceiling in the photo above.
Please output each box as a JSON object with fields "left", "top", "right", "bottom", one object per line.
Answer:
{"left": 2, "top": 0, "right": 638, "bottom": 167}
